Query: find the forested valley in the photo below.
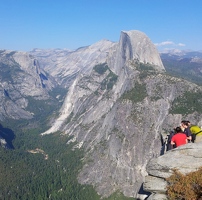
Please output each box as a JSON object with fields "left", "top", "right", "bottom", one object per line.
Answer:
{"left": 0, "top": 97, "right": 135, "bottom": 200}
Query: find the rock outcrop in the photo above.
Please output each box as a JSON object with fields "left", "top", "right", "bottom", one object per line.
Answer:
{"left": 144, "top": 142, "right": 202, "bottom": 199}
{"left": 0, "top": 50, "right": 56, "bottom": 120}
{"left": 0, "top": 136, "right": 7, "bottom": 148}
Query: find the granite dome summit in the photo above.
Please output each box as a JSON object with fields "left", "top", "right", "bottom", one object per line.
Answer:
{"left": 118, "top": 30, "right": 164, "bottom": 70}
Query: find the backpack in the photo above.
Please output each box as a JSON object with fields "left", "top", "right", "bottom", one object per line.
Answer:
{"left": 190, "top": 125, "right": 202, "bottom": 143}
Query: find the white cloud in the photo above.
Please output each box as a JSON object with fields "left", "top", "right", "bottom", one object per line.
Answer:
{"left": 155, "top": 41, "right": 186, "bottom": 48}
{"left": 155, "top": 41, "right": 175, "bottom": 46}
{"left": 178, "top": 43, "right": 185, "bottom": 46}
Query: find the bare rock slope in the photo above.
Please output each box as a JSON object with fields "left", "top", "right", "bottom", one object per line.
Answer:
{"left": 0, "top": 50, "right": 56, "bottom": 120}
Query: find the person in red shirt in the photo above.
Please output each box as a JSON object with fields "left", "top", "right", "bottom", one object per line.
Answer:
{"left": 171, "top": 127, "right": 188, "bottom": 148}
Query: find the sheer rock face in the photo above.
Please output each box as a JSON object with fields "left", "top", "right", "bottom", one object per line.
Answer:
{"left": 144, "top": 142, "right": 202, "bottom": 199}
{"left": 0, "top": 50, "right": 56, "bottom": 120}
{"left": 109, "top": 30, "right": 164, "bottom": 76}
{"left": 40, "top": 30, "right": 202, "bottom": 199}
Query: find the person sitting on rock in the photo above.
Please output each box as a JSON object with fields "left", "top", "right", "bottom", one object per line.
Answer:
{"left": 187, "top": 121, "right": 202, "bottom": 143}
{"left": 181, "top": 120, "right": 192, "bottom": 143}
{"left": 166, "top": 129, "right": 176, "bottom": 151}
{"left": 171, "top": 127, "right": 188, "bottom": 148}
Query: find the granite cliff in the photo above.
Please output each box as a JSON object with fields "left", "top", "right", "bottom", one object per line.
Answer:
{"left": 0, "top": 50, "right": 56, "bottom": 120}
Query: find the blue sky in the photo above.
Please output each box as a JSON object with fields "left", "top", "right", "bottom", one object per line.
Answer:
{"left": 0, "top": 0, "right": 202, "bottom": 52}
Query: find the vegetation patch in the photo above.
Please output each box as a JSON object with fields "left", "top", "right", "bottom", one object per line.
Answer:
{"left": 166, "top": 168, "right": 202, "bottom": 200}
{"left": 130, "top": 61, "right": 158, "bottom": 80}
{"left": 93, "top": 63, "right": 118, "bottom": 90}
{"left": 93, "top": 63, "right": 109, "bottom": 75}
{"left": 101, "top": 71, "right": 118, "bottom": 90}
{"left": 121, "top": 82, "right": 147, "bottom": 103}
{"left": 170, "top": 90, "right": 202, "bottom": 115}
{"left": 106, "top": 191, "right": 135, "bottom": 200}
{"left": 139, "top": 63, "right": 156, "bottom": 71}
{"left": 25, "top": 97, "right": 60, "bottom": 128}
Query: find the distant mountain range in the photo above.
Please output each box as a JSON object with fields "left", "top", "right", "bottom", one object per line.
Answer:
{"left": 160, "top": 50, "right": 202, "bottom": 85}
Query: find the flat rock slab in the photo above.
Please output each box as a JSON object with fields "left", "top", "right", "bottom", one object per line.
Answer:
{"left": 146, "top": 142, "right": 202, "bottom": 179}
{"left": 143, "top": 175, "right": 167, "bottom": 193}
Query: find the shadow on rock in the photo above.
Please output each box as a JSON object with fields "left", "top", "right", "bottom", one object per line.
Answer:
{"left": 0, "top": 124, "right": 15, "bottom": 149}
{"left": 137, "top": 183, "right": 151, "bottom": 200}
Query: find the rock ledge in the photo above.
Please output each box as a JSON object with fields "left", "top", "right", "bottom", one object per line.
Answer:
{"left": 143, "top": 142, "right": 202, "bottom": 199}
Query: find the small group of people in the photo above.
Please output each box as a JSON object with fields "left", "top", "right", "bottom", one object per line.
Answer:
{"left": 166, "top": 120, "right": 202, "bottom": 151}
